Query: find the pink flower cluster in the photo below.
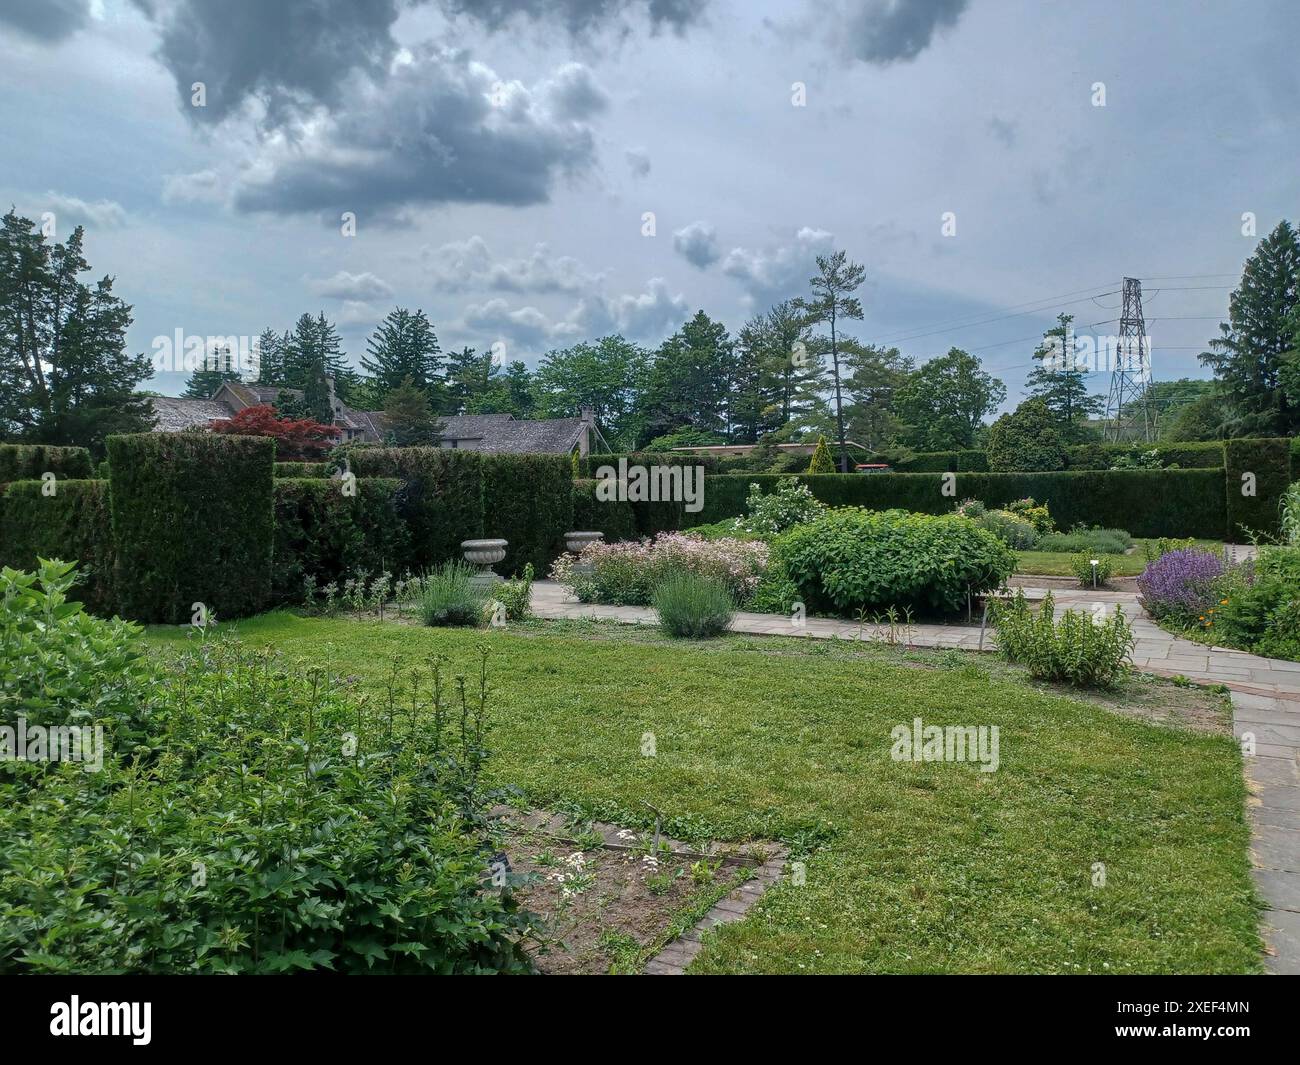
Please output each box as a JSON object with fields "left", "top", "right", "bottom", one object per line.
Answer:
{"left": 550, "top": 532, "right": 769, "bottom": 605}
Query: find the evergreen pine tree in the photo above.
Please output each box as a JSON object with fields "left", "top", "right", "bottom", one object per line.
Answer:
{"left": 183, "top": 342, "right": 241, "bottom": 398}
{"left": 361, "top": 307, "right": 442, "bottom": 397}
{"left": 1024, "top": 313, "right": 1104, "bottom": 442}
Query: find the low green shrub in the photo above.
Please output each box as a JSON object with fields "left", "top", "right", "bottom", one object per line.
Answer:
{"left": 274, "top": 461, "right": 332, "bottom": 478}
{"left": 778, "top": 508, "right": 1015, "bottom": 617}
{"left": 993, "top": 589, "right": 1135, "bottom": 688}
{"left": 1142, "top": 536, "right": 1198, "bottom": 563}
{"left": 419, "top": 561, "right": 488, "bottom": 627}
{"left": 652, "top": 571, "right": 734, "bottom": 638}
{"left": 1209, "top": 546, "right": 1300, "bottom": 661}
{"left": 1280, "top": 482, "right": 1300, "bottom": 546}
{"left": 0, "top": 627, "right": 535, "bottom": 973}
{"left": 1070, "top": 552, "right": 1117, "bottom": 587}
{"left": 974, "top": 509, "right": 1039, "bottom": 550}
{"left": 1039, "top": 526, "right": 1134, "bottom": 555}
{"left": 1003, "top": 497, "right": 1055, "bottom": 533}
{"left": 491, "top": 563, "right": 534, "bottom": 622}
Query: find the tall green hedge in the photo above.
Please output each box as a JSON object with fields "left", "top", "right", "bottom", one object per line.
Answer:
{"left": 274, "top": 461, "right": 333, "bottom": 478}
{"left": 1065, "top": 439, "right": 1225, "bottom": 470}
{"left": 885, "top": 449, "right": 989, "bottom": 472}
{"left": 1225, "top": 437, "right": 1293, "bottom": 539}
{"left": 0, "top": 444, "right": 94, "bottom": 484}
{"left": 272, "top": 478, "right": 409, "bottom": 602}
{"left": 481, "top": 454, "right": 573, "bottom": 574}
{"left": 106, "top": 433, "right": 275, "bottom": 623}
{"left": 685, "top": 469, "right": 1228, "bottom": 539}
{"left": 571, "top": 479, "right": 639, "bottom": 542}
{"left": 0, "top": 478, "right": 116, "bottom": 615}
{"left": 578, "top": 451, "right": 722, "bottom": 477}
{"left": 349, "top": 448, "right": 485, "bottom": 570}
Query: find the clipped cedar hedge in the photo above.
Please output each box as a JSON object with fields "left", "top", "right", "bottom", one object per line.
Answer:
{"left": 885, "top": 449, "right": 989, "bottom": 472}
{"left": 685, "top": 469, "right": 1228, "bottom": 539}
{"left": 1224, "top": 437, "right": 1293, "bottom": 538}
{"left": 348, "top": 447, "right": 484, "bottom": 570}
{"left": 577, "top": 451, "right": 722, "bottom": 477}
{"left": 274, "top": 461, "right": 333, "bottom": 478}
{"left": 0, "top": 478, "right": 116, "bottom": 615}
{"left": 1065, "top": 439, "right": 1225, "bottom": 470}
{"left": 106, "top": 433, "right": 275, "bottom": 623}
{"left": 0, "top": 443, "right": 94, "bottom": 484}
{"left": 481, "top": 454, "right": 573, "bottom": 574}
{"left": 272, "top": 477, "right": 408, "bottom": 602}
{"left": 571, "top": 479, "right": 639, "bottom": 543}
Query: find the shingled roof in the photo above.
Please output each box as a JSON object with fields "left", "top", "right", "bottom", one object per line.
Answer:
{"left": 148, "top": 396, "right": 228, "bottom": 431}
{"left": 439, "top": 414, "right": 586, "bottom": 454}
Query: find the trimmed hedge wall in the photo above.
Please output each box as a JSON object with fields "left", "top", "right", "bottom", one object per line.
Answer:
{"left": 274, "top": 461, "right": 333, "bottom": 478}
{"left": 1225, "top": 437, "right": 1293, "bottom": 538}
{"left": 107, "top": 433, "right": 275, "bottom": 624}
{"left": 577, "top": 451, "right": 722, "bottom": 477}
{"left": 686, "top": 469, "right": 1228, "bottom": 539}
{"left": 885, "top": 449, "right": 989, "bottom": 473}
{"left": 1065, "top": 439, "right": 1225, "bottom": 470}
{"left": 0, "top": 478, "right": 116, "bottom": 615}
{"left": 571, "top": 479, "right": 639, "bottom": 542}
{"left": 0, "top": 443, "right": 94, "bottom": 484}
{"left": 481, "top": 454, "right": 573, "bottom": 574}
{"left": 349, "top": 448, "right": 484, "bottom": 571}
{"left": 272, "top": 478, "right": 408, "bottom": 602}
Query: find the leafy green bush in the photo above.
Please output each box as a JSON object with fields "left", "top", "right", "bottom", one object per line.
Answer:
{"left": 419, "top": 561, "right": 488, "bottom": 627}
{"left": 778, "top": 508, "right": 1015, "bottom": 616}
{"left": 986, "top": 399, "right": 1067, "bottom": 472}
{"left": 1070, "top": 552, "right": 1117, "bottom": 587}
{"left": 0, "top": 630, "right": 535, "bottom": 973}
{"left": 1039, "top": 526, "right": 1134, "bottom": 555}
{"left": 653, "top": 571, "right": 734, "bottom": 638}
{"left": 1003, "top": 497, "right": 1055, "bottom": 533}
{"left": 737, "top": 478, "right": 825, "bottom": 535}
{"left": 481, "top": 454, "right": 573, "bottom": 574}
{"left": 273, "top": 461, "right": 332, "bottom": 478}
{"left": 974, "top": 509, "right": 1039, "bottom": 550}
{"left": 1209, "top": 546, "right": 1300, "bottom": 660}
{"left": 491, "top": 563, "right": 534, "bottom": 622}
{"left": 0, "top": 560, "right": 151, "bottom": 751}
{"left": 107, "top": 433, "right": 275, "bottom": 623}
{"left": 993, "top": 590, "right": 1135, "bottom": 688}
{"left": 1142, "top": 536, "right": 1198, "bottom": 563}
{"left": 0, "top": 479, "right": 116, "bottom": 616}
{"left": 1279, "top": 481, "right": 1300, "bottom": 546}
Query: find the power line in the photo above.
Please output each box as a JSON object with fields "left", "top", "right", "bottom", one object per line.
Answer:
{"left": 865, "top": 284, "right": 1118, "bottom": 345}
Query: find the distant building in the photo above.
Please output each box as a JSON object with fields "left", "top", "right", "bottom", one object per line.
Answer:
{"left": 147, "top": 380, "right": 598, "bottom": 456}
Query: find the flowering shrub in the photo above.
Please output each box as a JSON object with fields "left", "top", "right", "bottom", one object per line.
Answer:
{"left": 1207, "top": 546, "right": 1299, "bottom": 660}
{"left": 550, "top": 533, "right": 768, "bottom": 606}
{"left": 1004, "top": 497, "right": 1055, "bottom": 533}
{"left": 737, "top": 479, "right": 826, "bottom": 536}
{"left": 1137, "top": 548, "right": 1224, "bottom": 624}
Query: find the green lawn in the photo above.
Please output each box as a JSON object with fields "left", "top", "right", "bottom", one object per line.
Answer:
{"left": 145, "top": 613, "right": 1262, "bottom": 974}
{"left": 1016, "top": 539, "right": 1224, "bottom": 578}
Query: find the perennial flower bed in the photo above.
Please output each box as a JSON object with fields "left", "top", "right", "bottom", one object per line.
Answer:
{"left": 550, "top": 532, "right": 768, "bottom": 606}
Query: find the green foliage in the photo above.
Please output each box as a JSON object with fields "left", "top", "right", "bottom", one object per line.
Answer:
{"left": 0, "top": 479, "right": 116, "bottom": 615}
{"left": 480, "top": 454, "right": 573, "bottom": 574}
{"left": 381, "top": 375, "right": 441, "bottom": 446}
{"left": 0, "top": 628, "right": 534, "bottom": 973}
{"left": 349, "top": 447, "right": 485, "bottom": 571}
{"left": 1281, "top": 481, "right": 1300, "bottom": 546}
{"left": 893, "top": 347, "right": 1006, "bottom": 451}
{"left": 491, "top": 563, "right": 534, "bottom": 622}
{"left": 107, "top": 433, "right": 275, "bottom": 623}
{"left": 778, "top": 508, "right": 1015, "bottom": 616}
{"left": 0, "top": 444, "right": 94, "bottom": 484}
{"left": 271, "top": 478, "right": 408, "bottom": 604}
{"left": 1040, "top": 527, "right": 1134, "bottom": 555}
{"left": 884, "top": 449, "right": 988, "bottom": 472}
{"left": 532, "top": 336, "right": 650, "bottom": 448}
{"left": 992, "top": 590, "right": 1135, "bottom": 688}
{"left": 360, "top": 307, "right": 443, "bottom": 396}
{"left": 987, "top": 398, "right": 1068, "bottom": 472}
{"left": 807, "top": 435, "right": 835, "bottom": 474}
{"left": 419, "top": 561, "right": 488, "bottom": 627}
{"left": 652, "top": 571, "right": 734, "bottom": 638}
{"left": 571, "top": 479, "right": 639, "bottom": 542}
{"left": 1066, "top": 439, "right": 1225, "bottom": 470}
{"left": 1003, "top": 497, "right": 1055, "bottom": 533}
{"left": 973, "top": 509, "right": 1039, "bottom": 550}
{"left": 0, "top": 560, "right": 150, "bottom": 748}
{"left": 1142, "top": 536, "right": 1197, "bottom": 563}
{"left": 1224, "top": 437, "right": 1293, "bottom": 538}
{"left": 737, "top": 478, "right": 825, "bottom": 535}
{"left": 1070, "top": 552, "right": 1117, "bottom": 587}
{"left": 1209, "top": 546, "right": 1300, "bottom": 660}
{"left": 273, "top": 461, "right": 332, "bottom": 478}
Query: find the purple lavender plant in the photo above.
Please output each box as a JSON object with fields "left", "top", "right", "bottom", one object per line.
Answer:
{"left": 1137, "top": 549, "right": 1224, "bottom": 622}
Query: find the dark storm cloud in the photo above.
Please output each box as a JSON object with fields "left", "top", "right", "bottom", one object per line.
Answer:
{"left": 144, "top": 0, "right": 402, "bottom": 127}
{"left": 438, "top": 0, "right": 708, "bottom": 36}
{"left": 842, "top": 0, "right": 968, "bottom": 65}
{"left": 229, "top": 47, "right": 602, "bottom": 216}
{"left": 0, "top": 0, "right": 90, "bottom": 42}
{"left": 673, "top": 221, "right": 720, "bottom": 269}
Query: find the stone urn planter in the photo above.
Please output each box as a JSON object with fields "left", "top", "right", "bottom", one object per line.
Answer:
{"left": 461, "top": 538, "right": 507, "bottom": 584}
{"left": 564, "top": 531, "right": 604, "bottom": 554}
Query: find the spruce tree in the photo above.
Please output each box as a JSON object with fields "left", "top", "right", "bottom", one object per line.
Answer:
{"left": 1024, "top": 313, "right": 1104, "bottom": 442}
{"left": 183, "top": 342, "right": 241, "bottom": 398}
{"left": 361, "top": 307, "right": 442, "bottom": 397}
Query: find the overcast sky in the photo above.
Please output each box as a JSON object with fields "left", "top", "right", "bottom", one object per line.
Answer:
{"left": 2, "top": 0, "right": 1296, "bottom": 403}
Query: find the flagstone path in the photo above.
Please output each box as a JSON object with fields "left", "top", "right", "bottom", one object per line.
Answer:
{"left": 530, "top": 578, "right": 1300, "bottom": 973}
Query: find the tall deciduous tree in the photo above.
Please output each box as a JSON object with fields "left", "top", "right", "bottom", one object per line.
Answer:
{"left": 531, "top": 335, "right": 648, "bottom": 447}
{"left": 794, "top": 251, "right": 865, "bottom": 472}
{"left": 894, "top": 347, "right": 1006, "bottom": 451}
{"left": 0, "top": 210, "right": 152, "bottom": 452}
{"left": 1200, "top": 219, "right": 1300, "bottom": 436}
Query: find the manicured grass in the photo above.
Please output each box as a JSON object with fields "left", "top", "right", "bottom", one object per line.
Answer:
{"left": 1016, "top": 539, "right": 1223, "bottom": 578}
{"left": 145, "top": 614, "right": 1262, "bottom": 974}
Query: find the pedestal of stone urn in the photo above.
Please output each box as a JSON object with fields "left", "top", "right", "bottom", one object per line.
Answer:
{"left": 461, "top": 538, "right": 507, "bottom": 585}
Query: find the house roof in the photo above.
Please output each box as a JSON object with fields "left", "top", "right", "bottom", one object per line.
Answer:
{"left": 148, "top": 396, "right": 229, "bottom": 431}
{"left": 438, "top": 414, "right": 586, "bottom": 453}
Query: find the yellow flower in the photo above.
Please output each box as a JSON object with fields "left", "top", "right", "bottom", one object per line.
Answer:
{"left": 1220, "top": 599, "right": 1229, "bottom": 605}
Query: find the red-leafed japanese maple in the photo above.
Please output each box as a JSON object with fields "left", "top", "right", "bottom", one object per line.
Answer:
{"left": 209, "top": 404, "right": 340, "bottom": 459}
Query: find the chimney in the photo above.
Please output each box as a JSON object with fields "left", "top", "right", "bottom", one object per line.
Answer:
{"left": 578, "top": 406, "right": 595, "bottom": 457}
{"left": 325, "top": 375, "right": 340, "bottom": 420}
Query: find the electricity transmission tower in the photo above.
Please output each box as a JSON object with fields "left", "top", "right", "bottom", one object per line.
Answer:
{"left": 1104, "top": 277, "right": 1155, "bottom": 443}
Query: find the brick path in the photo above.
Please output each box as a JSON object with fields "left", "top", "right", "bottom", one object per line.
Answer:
{"left": 530, "top": 578, "right": 1300, "bottom": 973}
